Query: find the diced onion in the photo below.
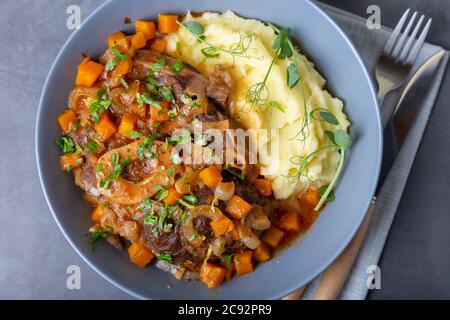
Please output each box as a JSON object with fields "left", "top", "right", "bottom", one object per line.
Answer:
{"left": 214, "top": 182, "right": 235, "bottom": 201}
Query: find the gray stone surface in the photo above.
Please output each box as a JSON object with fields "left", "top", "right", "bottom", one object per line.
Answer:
{"left": 0, "top": 0, "right": 448, "bottom": 299}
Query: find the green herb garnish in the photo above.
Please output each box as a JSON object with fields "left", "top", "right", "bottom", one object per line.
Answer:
{"left": 86, "top": 140, "right": 100, "bottom": 154}
{"left": 156, "top": 252, "right": 172, "bottom": 264}
{"left": 171, "top": 60, "right": 184, "bottom": 74}
{"left": 56, "top": 136, "right": 75, "bottom": 154}
{"left": 224, "top": 166, "right": 245, "bottom": 181}
{"left": 90, "top": 227, "right": 112, "bottom": 250}
{"left": 128, "top": 130, "right": 143, "bottom": 139}
{"left": 105, "top": 45, "right": 128, "bottom": 71}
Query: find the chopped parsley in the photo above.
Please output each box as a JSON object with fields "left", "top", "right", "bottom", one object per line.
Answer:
{"left": 181, "top": 194, "right": 198, "bottom": 206}
{"left": 171, "top": 60, "right": 184, "bottom": 74}
{"left": 119, "top": 78, "right": 129, "bottom": 89}
{"left": 89, "top": 89, "right": 112, "bottom": 123}
{"left": 128, "top": 130, "right": 143, "bottom": 139}
{"left": 224, "top": 165, "right": 245, "bottom": 181}
{"left": 90, "top": 227, "right": 112, "bottom": 250}
{"left": 150, "top": 58, "right": 166, "bottom": 74}
{"left": 139, "top": 198, "right": 153, "bottom": 211}
{"left": 144, "top": 213, "right": 157, "bottom": 225}
{"left": 137, "top": 133, "right": 160, "bottom": 160}
{"left": 55, "top": 136, "right": 75, "bottom": 154}
{"left": 169, "top": 129, "right": 191, "bottom": 145}
{"left": 167, "top": 168, "right": 175, "bottom": 178}
{"left": 154, "top": 185, "right": 169, "bottom": 202}
{"left": 158, "top": 86, "right": 175, "bottom": 103}
{"left": 224, "top": 253, "right": 235, "bottom": 268}
{"left": 105, "top": 45, "right": 128, "bottom": 71}
{"left": 156, "top": 252, "right": 172, "bottom": 264}
{"left": 137, "top": 92, "right": 160, "bottom": 107}
{"left": 85, "top": 140, "right": 100, "bottom": 154}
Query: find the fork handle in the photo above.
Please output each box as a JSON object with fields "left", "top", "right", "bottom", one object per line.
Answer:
{"left": 313, "top": 200, "right": 376, "bottom": 300}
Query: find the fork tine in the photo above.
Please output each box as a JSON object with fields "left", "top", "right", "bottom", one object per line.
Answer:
{"left": 397, "top": 14, "right": 425, "bottom": 63}
{"left": 384, "top": 9, "right": 410, "bottom": 54}
{"left": 392, "top": 11, "right": 417, "bottom": 59}
{"left": 405, "top": 18, "right": 432, "bottom": 65}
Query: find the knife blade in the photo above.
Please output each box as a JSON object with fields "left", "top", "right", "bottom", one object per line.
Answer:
{"left": 376, "top": 50, "right": 446, "bottom": 194}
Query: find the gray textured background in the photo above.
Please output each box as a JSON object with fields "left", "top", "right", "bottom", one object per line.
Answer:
{"left": 0, "top": 0, "right": 448, "bottom": 299}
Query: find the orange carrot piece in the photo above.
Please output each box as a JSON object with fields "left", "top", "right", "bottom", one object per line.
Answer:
{"left": 131, "top": 31, "right": 147, "bottom": 49}
{"left": 225, "top": 262, "right": 234, "bottom": 281}
{"left": 58, "top": 109, "right": 77, "bottom": 132}
{"left": 158, "top": 15, "right": 179, "bottom": 33}
{"left": 278, "top": 211, "right": 301, "bottom": 232}
{"left": 108, "top": 31, "right": 126, "bottom": 48}
{"left": 164, "top": 187, "right": 182, "bottom": 205}
{"left": 254, "top": 178, "right": 273, "bottom": 197}
{"left": 128, "top": 243, "right": 155, "bottom": 268}
{"left": 115, "top": 36, "right": 132, "bottom": 53}
{"left": 59, "top": 153, "right": 84, "bottom": 172}
{"left": 118, "top": 112, "right": 138, "bottom": 137}
{"left": 95, "top": 114, "right": 117, "bottom": 141}
{"left": 150, "top": 38, "right": 167, "bottom": 53}
{"left": 199, "top": 166, "right": 223, "bottom": 188}
{"left": 301, "top": 188, "right": 321, "bottom": 209}
{"left": 200, "top": 262, "right": 226, "bottom": 288}
{"left": 210, "top": 216, "right": 235, "bottom": 237}
{"left": 230, "top": 227, "right": 240, "bottom": 241}
{"left": 225, "top": 195, "right": 253, "bottom": 220}
{"left": 135, "top": 20, "right": 156, "bottom": 40}
{"left": 262, "top": 226, "right": 285, "bottom": 248}
{"left": 254, "top": 242, "right": 272, "bottom": 262}
{"left": 75, "top": 58, "right": 104, "bottom": 87}
{"left": 149, "top": 102, "right": 170, "bottom": 122}
{"left": 91, "top": 205, "right": 104, "bottom": 224}
{"left": 234, "top": 251, "right": 254, "bottom": 276}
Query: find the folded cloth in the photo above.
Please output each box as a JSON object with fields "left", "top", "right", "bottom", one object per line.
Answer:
{"left": 300, "top": 2, "right": 449, "bottom": 300}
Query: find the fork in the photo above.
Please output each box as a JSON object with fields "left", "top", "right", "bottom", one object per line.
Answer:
{"left": 283, "top": 9, "right": 432, "bottom": 301}
{"left": 376, "top": 9, "right": 432, "bottom": 127}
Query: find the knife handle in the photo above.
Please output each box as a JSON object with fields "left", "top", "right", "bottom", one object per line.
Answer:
{"left": 313, "top": 200, "right": 376, "bottom": 300}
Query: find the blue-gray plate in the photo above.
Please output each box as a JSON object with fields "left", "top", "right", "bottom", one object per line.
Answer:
{"left": 36, "top": 0, "right": 382, "bottom": 299}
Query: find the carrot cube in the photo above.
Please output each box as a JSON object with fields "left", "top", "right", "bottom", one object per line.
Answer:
{"left": 58, "top": 109, "right": 77, "bottom": 132}
{"left": 210, "top": 216, "right": 235, "bottom": 236}
{"left": 225, "top": 195, "right": 252, "bottom": 220}
{"left": 128, "top": 243, "right": 155, "bottom": 268}
{"left": 91, "top": 205, "right": 103, "bottom": 224}
{"left": 108, "top": 31, "right": 126, "bottom": 48}
{"left": 118, "top": 112, "right": 138, "bottom": 137}
{"left": 254, "top": 242, "right": 272, "bottom": 262}
{"left": 131, "top": 31, "right": 147, "bottom": 49}
{"left": 234, "top": 251, "right": 253, "bottom": 276}
{"left": 200, "top": 262, "right": 227, "bottom": 288}
{"left": 135, "top": 20, "right": 156, "bottom": 40}
{"left": 75, "top": 58, "right": 104, "bottom": 87}
{"left": 278, "top": 211, "right": 301, "bottom": 232}
{"left": 199, "top": 166, "right": 222, "bottom": 188}
{"left": 158, "top": 15, "right": 179, "bottom": 33}
{"left": 95, "top": 114, "right": 117, "bottom": 141}
{"left": 262, "top": 226, "right": 285, "bottom": 248}
{"left": 150, "top": 38, "right": 167, "bottom": 53}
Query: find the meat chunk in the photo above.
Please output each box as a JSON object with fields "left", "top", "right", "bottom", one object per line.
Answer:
{"left": 144, "top": 218, "right": 197, "bottom": 265}
{"left": 132, "top": 49, "right": 208, "bottom": 103}
{"left": 206, "top": 65, "right": 233, "bottom": 107}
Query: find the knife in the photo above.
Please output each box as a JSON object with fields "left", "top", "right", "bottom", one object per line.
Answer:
{"left": 283, "top": 49, "right": 447, "bottom": 300}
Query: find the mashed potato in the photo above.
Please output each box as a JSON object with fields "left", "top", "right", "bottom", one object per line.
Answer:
{"left": 165, "top": 11, "right": 350, "bottom": 199}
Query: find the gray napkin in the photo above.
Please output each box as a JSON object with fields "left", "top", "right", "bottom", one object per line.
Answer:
{"left": 300, "top": 3, "right": 449, "bottom": 300}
